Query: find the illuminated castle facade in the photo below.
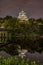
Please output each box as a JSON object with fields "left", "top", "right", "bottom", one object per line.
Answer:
{"left": 18, "top": 10, "right": 28, "bottom": 21}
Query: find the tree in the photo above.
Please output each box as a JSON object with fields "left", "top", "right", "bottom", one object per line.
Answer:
{"left": 3, "top": 18, "right": 19, "bottom": 30}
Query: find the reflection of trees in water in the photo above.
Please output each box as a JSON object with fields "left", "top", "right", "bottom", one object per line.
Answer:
{"left": 0, "top": 17, "right": 43, "bottom": 56}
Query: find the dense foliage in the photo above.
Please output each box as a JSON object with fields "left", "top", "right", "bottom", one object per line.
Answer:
{"left": 0, "top": 16, "right": 43, "bottom": 55}
{"left": 0, "top": 56, "right": 42, "bottom": 65}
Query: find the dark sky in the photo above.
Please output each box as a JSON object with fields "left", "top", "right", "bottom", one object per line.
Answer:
{"left": 0, "top": 0, "right": 43, "bottom": 18}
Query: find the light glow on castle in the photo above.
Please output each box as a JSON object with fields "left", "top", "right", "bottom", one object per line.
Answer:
{"left": 18, "top": 10, "right": 28, "bottom": 21}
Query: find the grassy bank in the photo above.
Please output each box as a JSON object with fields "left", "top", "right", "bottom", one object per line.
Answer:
{"left": 0, "top": 56, "right": 42, "bottom": 65}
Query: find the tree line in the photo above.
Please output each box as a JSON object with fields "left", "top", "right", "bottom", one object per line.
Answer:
{"left": 0, "top": 16, "right": 43, "bottom": 55}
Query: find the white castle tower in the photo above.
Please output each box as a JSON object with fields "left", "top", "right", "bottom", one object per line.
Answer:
{"left": 18, "top": 10, "right": 28, "bottom": 21}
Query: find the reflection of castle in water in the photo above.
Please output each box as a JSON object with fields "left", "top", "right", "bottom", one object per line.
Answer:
{"left": 18, "top": 10, "right": 28, "bottom": 21}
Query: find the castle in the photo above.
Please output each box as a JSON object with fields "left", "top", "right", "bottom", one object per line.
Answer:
{"left": 18, "top": 10, "right": 28, "bottom": 21}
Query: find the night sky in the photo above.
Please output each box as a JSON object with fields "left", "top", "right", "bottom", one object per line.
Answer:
{"left": 0, "top": 0, "right": 43, "bottom": 18}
